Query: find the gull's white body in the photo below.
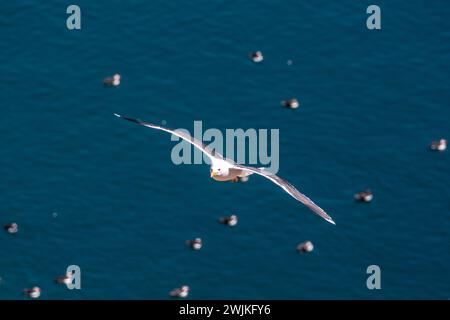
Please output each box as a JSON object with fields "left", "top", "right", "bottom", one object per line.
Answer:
{"left": 209, "top": 158, "right": 248, "bottom": 182}
{"left": 114, "top": 114, "right": 336, "bottom": 225}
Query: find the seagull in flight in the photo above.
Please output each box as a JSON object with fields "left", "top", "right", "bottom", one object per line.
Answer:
{"left": 114, "top": 114, "right": 335, "bottom": 225}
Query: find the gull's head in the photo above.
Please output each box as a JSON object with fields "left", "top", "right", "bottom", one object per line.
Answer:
{"left": 210, "top": 164, "right": 229, "bottom": 178}
{"left": 181, "top": 286, "right": 190, "bottom": 292}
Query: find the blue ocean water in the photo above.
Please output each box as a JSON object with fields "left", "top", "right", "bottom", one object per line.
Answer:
{"left": 0, "top": 1, "right": 449, "bottom": 299}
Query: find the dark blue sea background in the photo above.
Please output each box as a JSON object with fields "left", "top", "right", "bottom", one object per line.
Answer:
{"left": 0, "top": 1, "right": 449, "bottom": 299}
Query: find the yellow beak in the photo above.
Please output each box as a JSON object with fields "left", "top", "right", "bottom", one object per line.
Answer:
{"left": 210, "top": 170, "right": 218, "bottom": 178}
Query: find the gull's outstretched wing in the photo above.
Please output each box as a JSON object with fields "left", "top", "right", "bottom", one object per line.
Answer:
{"left": 232, "top": 164, "right": 336, "bottom": 225}
{"left": 114, "top": 114, "right": 223, "bottom": 161}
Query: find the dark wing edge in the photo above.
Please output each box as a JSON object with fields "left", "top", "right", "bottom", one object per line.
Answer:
{"left": 234, "top": 164, "right": 336, "bottom": 225}
{"left": 114, "top": 113, "right": 223, "bottom": 160}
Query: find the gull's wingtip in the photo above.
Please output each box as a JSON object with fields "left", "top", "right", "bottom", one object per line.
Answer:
{"left": 328, "top": 218, "right": 336, "bottom": 225}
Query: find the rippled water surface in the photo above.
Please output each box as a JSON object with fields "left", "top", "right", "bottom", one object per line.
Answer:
{"left": 0, "top": 1, "right": 449, "bottom": 299}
